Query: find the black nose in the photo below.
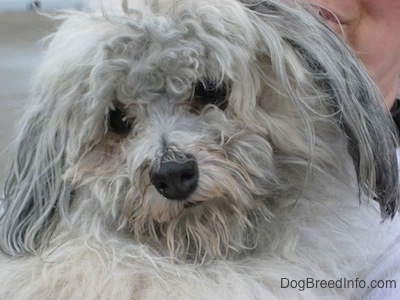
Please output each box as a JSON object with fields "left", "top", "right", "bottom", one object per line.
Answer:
{"left": 150, "top": 153, "right": 199, "bottom": 200}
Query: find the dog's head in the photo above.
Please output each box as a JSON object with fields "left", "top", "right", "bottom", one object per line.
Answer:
{"left": 1, "top": 0, "right": 398, "bottom": 260}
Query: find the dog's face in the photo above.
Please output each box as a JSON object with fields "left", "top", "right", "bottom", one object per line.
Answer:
{"left": 61, "top": 0, "right": 279, "bottom": 258}
{"left": 1, "top": 0, "right": 398, "bottom": 260}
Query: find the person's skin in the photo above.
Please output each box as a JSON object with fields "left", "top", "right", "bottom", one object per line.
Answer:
{"left": 306, "top": 0, "right": 400, "bottom": 109}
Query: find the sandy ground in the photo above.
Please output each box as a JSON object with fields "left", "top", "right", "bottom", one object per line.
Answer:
{"left": 0, "top": 13, "right": 56, "bottom": 182}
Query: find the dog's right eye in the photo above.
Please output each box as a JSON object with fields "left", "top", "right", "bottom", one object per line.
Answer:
{"left": 108, "top": 107, "right": 133, "bottom": 135}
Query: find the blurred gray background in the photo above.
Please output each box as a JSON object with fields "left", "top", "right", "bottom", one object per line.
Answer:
{"left": 0, "top": 0, "right": 88, "bottom": 182}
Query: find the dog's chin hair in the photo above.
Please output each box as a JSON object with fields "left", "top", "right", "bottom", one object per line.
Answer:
{"left": 130, "top": 200, "right": 269, "bottom": 262}
{"left": 125, "top": 189, "right": 271, "bottom": 261}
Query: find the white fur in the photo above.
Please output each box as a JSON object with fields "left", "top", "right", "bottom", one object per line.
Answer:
{"left": 0, "top": 0, "right": 399, "bottom": 299}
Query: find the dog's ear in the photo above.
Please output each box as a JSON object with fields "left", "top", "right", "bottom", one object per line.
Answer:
{"left": 244, "top": 0, "right": 399, "bottom": 219}
{"left": 302, "top": 44, "right": 400, "bottom": 220}
{"left": 0, "top": 14, "right": 107, "bottom": 255}
{"left": 285, "top": 37, "right": 400, "bottom": 220}
{"left": 0, "top": 113, "right": 71, "bottom": 255}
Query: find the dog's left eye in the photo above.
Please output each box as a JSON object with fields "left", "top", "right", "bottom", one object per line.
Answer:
{"left": 192, "top": 80, "right": 228, "bottom": 111}
{"left": 108, "top": 107, "right": 133, "bottom": 135}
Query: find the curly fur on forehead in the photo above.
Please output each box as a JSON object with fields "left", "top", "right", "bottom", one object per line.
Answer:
{"left": 0, "top": 0, "right": 399, "bottom": 298}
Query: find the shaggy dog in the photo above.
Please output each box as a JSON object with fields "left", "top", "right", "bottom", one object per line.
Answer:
{"left": 0, "top": 0, "right": 399, "bottom": 298}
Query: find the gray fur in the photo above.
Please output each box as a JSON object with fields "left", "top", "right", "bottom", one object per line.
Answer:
{"left": 0, "top": 1, "right": 399, "bottom": 298}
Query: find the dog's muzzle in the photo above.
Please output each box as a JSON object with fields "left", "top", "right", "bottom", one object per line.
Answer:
{"left": 150, "top": 152, "right": 199, "bottom": 200}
